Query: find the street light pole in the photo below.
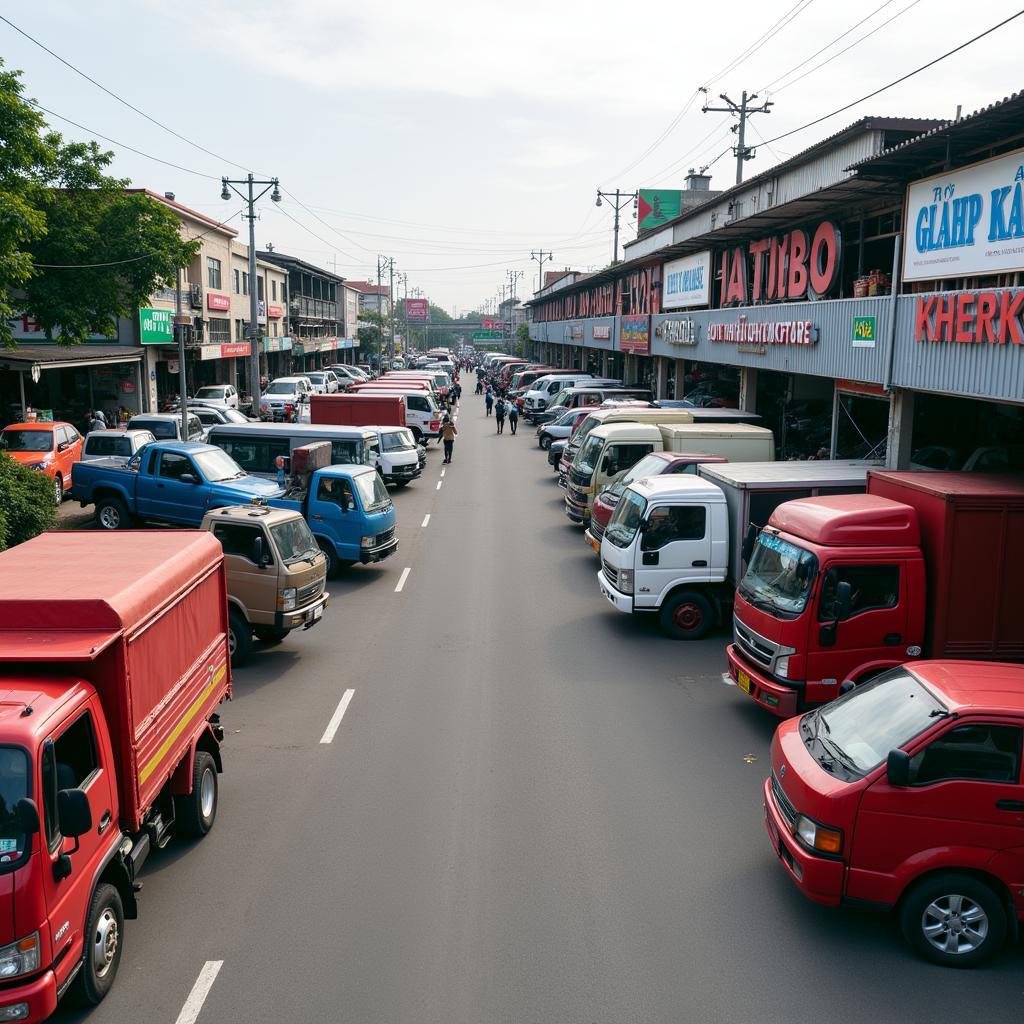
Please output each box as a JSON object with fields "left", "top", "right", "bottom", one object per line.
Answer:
{"left": 530, "top": 249, "right": 553, "bottom": 294}
{"left": 221, "top": 173, "right": 281, "bottom": 411}
{"left": 596, "top": 189, "right": 638, "bottom": 264}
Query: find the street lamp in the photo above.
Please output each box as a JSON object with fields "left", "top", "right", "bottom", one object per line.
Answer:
{"left": 595, "top": 188, "right": 638, "bottom": 264}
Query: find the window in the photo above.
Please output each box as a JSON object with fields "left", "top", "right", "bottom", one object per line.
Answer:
{"left": 606, "top": 444, "right": 655, "bottom": 474}
{"left": 818, "top": 565, "right": 900, "bottom": 620}
{"left": 407, "top": 396, "right": 429, "bottom": 412}
{"left": 158, "top": 451, "right": 194, "bottom": 480}
{"left": 272, "top": 280, "right": 277, "bottom": 301}
{"left": 316, "top": 476, "right": 355, "bottom": 510}
{"left": 642, "top": 506, "right": 707, "bottom": 550}
{"left": 188, "top": 416, "right": 204, "bottom": 441}
{"left": 257, "top": 276, "right": 265, "bottom": 301}
{"left": 910, "top": 724, "right": 1021, "bottom": 785}
{"left": 212, "top": 522, "right": 269, "bottom": 563}
{"left": 330, "top": 439, "right": 361, "bottom": 464}
{"left": 242, "top": 272, "right": 249, "bottom": 296}
{"left": 207, "top": 257, "right": 222, "bottom": 289}
{"left": 207, "top": 317, "right": 231, "bottom": 343}
{"left": 216, "top": 437, "right": 290, "bottom": 474}
{"left": 233, "top": 268, "right": 240, "bottom": 293}
{"left": 53, "top": 713, "right": 99, "bottom": 790}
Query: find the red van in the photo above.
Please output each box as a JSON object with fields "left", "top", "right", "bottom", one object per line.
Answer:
{"left": 765, "top": 660, "right": 1024, "bottom": 966}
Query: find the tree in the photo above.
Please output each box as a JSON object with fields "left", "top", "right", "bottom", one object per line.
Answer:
{"left": 357, "top": 310, "right": 387, "bottom": 362}
{"left": 0, "top": 58, "right": 198, "bottom": 346}
{"left": 0, "top": 453, "right": 56, "bottom": 551}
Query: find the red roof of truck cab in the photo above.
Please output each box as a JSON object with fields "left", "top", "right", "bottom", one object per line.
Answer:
{"left": 910, "top": 661, "right": 1024, "bottom": 714}
{"left": 770, "top": 494, "right": 920, "bottom": 548}
{"left": 0, "top": 531, "right": 223, "bottom": 641}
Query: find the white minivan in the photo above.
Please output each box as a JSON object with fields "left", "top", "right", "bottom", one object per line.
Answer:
{"left": 523, "top": 374, "right": 605, "bottom": 420}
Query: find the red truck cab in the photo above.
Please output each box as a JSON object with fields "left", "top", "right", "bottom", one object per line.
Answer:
{"left": 0, "top": 532, "right": 230, "bottom": 1022}
{"left": 766, "top": 660, "right": 1024, "bottom": 966}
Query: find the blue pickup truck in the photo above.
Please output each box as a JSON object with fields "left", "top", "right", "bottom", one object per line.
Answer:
{"left": 72, "top": 440, "right": 284, "bottom": 529}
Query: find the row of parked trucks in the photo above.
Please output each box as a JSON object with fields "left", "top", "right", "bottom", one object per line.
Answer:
{"left": 538, "top": 395, "right": 1024, "bottom": 968}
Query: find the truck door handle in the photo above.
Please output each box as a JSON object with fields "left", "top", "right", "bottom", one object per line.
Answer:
{"left": 996, "top": 799, "right": 1024, "bottom": 811}
{"left": 883, "top": 633, "right": 902, "bottom": 645}
{"left": 98, "top": 811, "right": 112, "bottom": 835}
{"left": 692, "top": 560, "right": 708, "bottom": 567}
{"left": 312, "top": 514, "right": 323, "bottom": 521}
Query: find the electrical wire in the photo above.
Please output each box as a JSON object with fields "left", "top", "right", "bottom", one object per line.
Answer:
{"left": 759, "top": 7, "right": 1024, "bottom": 146}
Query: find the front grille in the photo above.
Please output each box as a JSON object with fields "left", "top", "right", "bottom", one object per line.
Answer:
{"left": 734, "top": 618, "right": 778, "bottom": 671}
{"left": 392, "top": 464, "right": 415, "bottom": 476}
{"left": 568, "top": 467, "right": 591, "bottom": 489}
{"left": 602, "top": 559, "right": 618, "bottom": 587}
{"left": 297, "top": 578, "right": 324, "bottom": 603}
{"left": 375, "top": 526, "right": 396, "bottom": 547}
{"left": 771, "top": 772, "right": 797, "bottom": 829}
{"left": 590, "top": 518, "right": 605, "bottom": 542}
{"left": 567, "top": 488, "right": 587, "bottom": 506}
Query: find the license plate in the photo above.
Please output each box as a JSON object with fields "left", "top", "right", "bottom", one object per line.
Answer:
{"left": 307, "top": 605, "right": 323, "bottom": 623}
{"left": 736, "top": 670, "right": 753, "bottom": 694}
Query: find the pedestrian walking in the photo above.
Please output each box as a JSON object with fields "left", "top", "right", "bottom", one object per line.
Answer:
{"left": 453, "top": 381, "right": 462, "bottom": 404}
{"left": 495, "top": 397, "right": 506, "bottom": 434}
{"left": 87, "top": 409, "right": 105, "bottom": 432}
{"left": 441, "top": 415, "right": 458, "bottom": 463}
{"left": 475, "top": 378, "right": 483, "bottom": 395}
{"left": 485, "top": 388, "right": 494, "bottom": 416}
{"left": 508, "top": 401, "right": 519, "bottom": 435}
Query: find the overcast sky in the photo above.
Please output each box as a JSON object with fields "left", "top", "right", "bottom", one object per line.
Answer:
{"left": 2, "top": 0, "right": 1022, "bottom": 313}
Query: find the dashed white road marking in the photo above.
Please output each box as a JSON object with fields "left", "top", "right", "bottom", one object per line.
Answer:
{"left": 320, "top": 689, "right": 356, "bottom": 745}
{"left": 395, "top": 566, "right": 412, "bottom": 592}
{"left": 440, "top": 468, "right": 446, "bottom": 477}
{"left": 421, "top": 514, "right": 431, "bottom": 528}
{"left": 174, "top": 961, "right": 224, "bottom": 1024}
{"left": 436, "top": 480, "right": 443, "bottom": 490}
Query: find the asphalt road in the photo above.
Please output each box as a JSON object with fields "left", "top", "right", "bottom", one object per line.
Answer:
{"left": 55, "top": 396, "right": 1021, "bottom": 1024}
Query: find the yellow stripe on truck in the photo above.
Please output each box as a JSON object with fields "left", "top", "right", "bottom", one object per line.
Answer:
{"left": 139, "top": 663, "right": 226, "bottom": 785}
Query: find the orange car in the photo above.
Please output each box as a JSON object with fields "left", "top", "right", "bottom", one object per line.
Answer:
{"left": 1, "top": 420, "right": 84, "bottom": 502}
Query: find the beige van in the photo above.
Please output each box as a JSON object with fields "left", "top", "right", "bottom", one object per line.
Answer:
{"left": 202, "top": 504, "right": 329, "bottom": 665}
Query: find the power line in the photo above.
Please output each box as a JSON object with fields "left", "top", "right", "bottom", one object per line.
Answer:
{"left": 760, "top": 7, "right": 1024, "bottom": 146}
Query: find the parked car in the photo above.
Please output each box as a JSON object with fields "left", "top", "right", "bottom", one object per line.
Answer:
{"left": 192, "top": 384, "right": 239, "bottom": 409}
{"left": 537, "top": 408, "right": 589, "bottom": 450}
{"left": 0, "top": 419, "right": 84, "bottom": 502}
{"left": 82, "top": 428, "right": 156, "bottom": 467}
{"left": 188, "top": 404, "right": 253, "bottom": 429}
{"left": 306, "top": 370, "right": 341, "bottom": 395}
{"left": 260, "top": 376, "right": 314, "bottom": 421}
{"left": 127, "top": 412, "right": 206, "bottom": 443}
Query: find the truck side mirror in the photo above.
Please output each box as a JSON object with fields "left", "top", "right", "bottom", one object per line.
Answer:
{"left": 57, "top": 788, "right": 92, "bottom": 839}
{"left": 179, "top": 472, "right": 199, "bottom": 485}
{"left": 886, "top": 749, "right": 911, "bottom": 787}
{"left": 14, "top": 798, "right": 39, "bottom": 834}
{"left": 741, "top": 524, "right": 758, "bottom": 565}
{"left": 834, "top": 580, "right": 853, "bottom": 621}
{"left": 251, "top": 534, "right": 267, "bottom": 567}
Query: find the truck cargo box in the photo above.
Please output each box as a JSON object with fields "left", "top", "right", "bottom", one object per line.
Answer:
{"left": 0, "top": 531, "right": 231, "bottom": 831}
{"left": 867, "top": 471, "right": 1024, "bottom": 661}
{"left": 311, "top": 393, "right": 406, "bottom": 427}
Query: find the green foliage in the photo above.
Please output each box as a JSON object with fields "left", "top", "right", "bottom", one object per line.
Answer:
{"left": 516, "top": 322, "right": 530, "bottom": 342}
{"left": 0, "top": 453, "right": 57, "bottom": 551}
{"left": 0, "top": 58, "right": 199, "bottom": 347}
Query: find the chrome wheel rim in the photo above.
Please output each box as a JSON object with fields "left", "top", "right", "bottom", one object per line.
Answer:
{"left": 922, "top": 894, "right": 989, "bottom": 955}
{"left": 93, "top": 908, "right": 119, "bottom": 978}
{"left": 200, "top": 766, "right": 216, "bottom": 819}
{"left": 99, "top": 506, "right": 120, "bottom": 529}
{"left": 228, "top": 628, "right": 237, "bottom": 656}
{"left": 54, "top": 477, "right": 63, "bottom": 503}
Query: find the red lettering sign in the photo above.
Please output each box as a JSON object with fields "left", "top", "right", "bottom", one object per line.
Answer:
{"left": 267, "top": 305, "right": 284, "bottom": 318}
{"left": 207, "top": 292, "right": 231, "bottom": 311}
{"left": 915, "top": 289, "right": 1024, "bottom": 346}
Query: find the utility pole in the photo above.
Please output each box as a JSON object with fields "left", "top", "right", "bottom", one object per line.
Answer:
{"left": 530, "top": 249, "right": 553, "bottom": 295}
{"left": 700, "top": 88, "right": 773, "bottom": 185}
{"left": 174, "top": 266, "right": 188, "bottom": 438}
{"left": 221, "top": 174, "right": 281, "bottom": 408}
{"left": 507, "top": 269, "right": 523, "bottom": 341}
{"left": 376, "top": 254, "right": 395, "bottom": 369}
{"left": 596, "top": 189, "right": 638, "bottom": 264}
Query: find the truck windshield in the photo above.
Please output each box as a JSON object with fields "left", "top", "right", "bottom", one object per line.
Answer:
{"left": 381, "top": 431, "right": 415, "bottom": 452}
{"left": 739, "top": 533, "right": 817, "bottom": 616}
{"left": 571, "top": 415, "right": 600, "bottom": 444}
{"left": 605, "top": 490, "right": 646, "bottom": 548}
{"left": 606, "top": 454, "right": 665, "bottom": 498}
{"left": 270, "top": 517, "right": 321, "bottom": 565}
{"left": 354, "top": 471, "right": 391, "bottom": 512}
{"left": 2, "top": 430, "right": 53, "bottom": 452}
{"left": 193, "top": 448, "right": 246, "bottom": 482}
{"left": 574, "top": 435, "right": 604, "bottom": 481}
{"left": 0, "top": 747, "right": 30, "bottom": 869}
{"left": 810, "top": 670, "right": 945, "bottom": 775}
{"left": 265, "top": 382, "right": 297, "bottom": 395}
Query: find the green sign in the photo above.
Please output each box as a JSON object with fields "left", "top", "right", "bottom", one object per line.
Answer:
{"left": 472, "top": 330, "right": 504, "bottom": 340}
{"left": 851, "top": 315, "right": 877, "bottom": 348}
{"left": 637, "top": 189, "right": 682, "bottom": 232}
{"left": 139, "top": 307, "right": 173, "bottom": 345}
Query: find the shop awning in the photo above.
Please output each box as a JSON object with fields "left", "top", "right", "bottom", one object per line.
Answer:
{"left": 0, "top": 345, "right": 145, "bottom": 372}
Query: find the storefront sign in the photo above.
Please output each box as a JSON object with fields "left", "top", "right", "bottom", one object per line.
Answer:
{"left": 852, "top": 315, "right": 877, "bottom": 348}
{"left": 268, "top": 304, "right": 284, "bottom": 318}
{"left": 261, "top": 336, "right": 293, "bottom": 353}
{"left": 720, "top": 221, "right": 841, "bottom": 306}
{"left": 620, "top": 315, "right": 650, "bottom": 354}
{"left": 638, "top": 189, "right": 682, "bottom": 232}
{"left": 618, "top": 266, "right": 657, "bottom": 316}
{"left": 836, "top": 379, "right": 887, "bottom": 398}
{"left": 592, "top": 325, "right": 611, "bottom": 340}
{"left": 406, "top": 298, "right": 430, "bottom": 321}
{"left": 536, "top": 279, "right": 616, "bottom": 321}
{"left": 914, "top": 290, "right": 1024, "bottom": 345}
{"left": 120, "top": 380, "right": 136, "bottom": 393}
{"left": 139, "top": 307, "right": 173, "bottom": 345}
{"left": 199, "top": 342, "right": 252, "bottom": 360}
{"left": 662, "top": 252, "right": 711, "bottom": 309}
{"left": 656, "top": 318, "right": 699, "bottom": 345}
{"left": 206, "top": 292, "right": 231, "bottom": 311}
{"left": 709, "top": 317, "right": 817, "bottom": 346}
{"left": 8, "top": 312, "right": 111, "bottom": 343}
{"left": 904, "top": 147, "right": 1024, "bottom": 282}
{"left": 167, "top": 358, "right": 180, "bottom": 374}
{"left": 570, "top": 325, "right": 584, "bottom": 340}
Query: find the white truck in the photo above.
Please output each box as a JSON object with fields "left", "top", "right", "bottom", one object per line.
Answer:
{"left": 597, "top": 461, "right": 872, "bottom": 640}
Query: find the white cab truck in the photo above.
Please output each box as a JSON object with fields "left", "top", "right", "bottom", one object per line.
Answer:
{"left": 597, "top": 461, "right": 872, "bottom": 640}
{"left": 566, "top": 422, "right": 775, "bottom": 524}
{"left": 372, "top": 425, "right": 421, "bottom": 486}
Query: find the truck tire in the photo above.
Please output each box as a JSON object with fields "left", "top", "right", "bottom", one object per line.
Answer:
{"left": 899, "top": 872, "right": 1006, "bottom": 967}
{"left": 410, "top": 427, "right": 423, "bottom": 443}
{"left": 659, "top": 591, "right": 714, "bottom": 641}
{"left": 318, "top": 538, "right": 339, "bottom": 576}
{"left": 176, "top": 750, "right": 219, "bottom": 837}
{"left": 539, "top": 434, "right": 552, "bottom": 450}
{"left": 227, "top": 609, "right": 252, "bottom": 666}
{"left": 95, "top": 496, "right": 131, "bottom": 531}
{"left": 393, "top": 479, "right": 411, "bottom": 488}
{"left": 72, "top": 883, "right": 124, "bottom": 1006}
{"left": 254, "top": 626, "right": 289, "bottom": 643}
{"left": 53, "top": 473, "right": 64, "bottom": 504}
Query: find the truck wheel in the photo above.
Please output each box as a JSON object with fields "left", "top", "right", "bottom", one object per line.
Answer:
{"left": 95, "top": 496, "right": 131, "bottom": 531}
{"left": 539, "top": 434, "right": 552, "bottom": 450}
{"left": 227, "top": 609, "right": 252, "bottom": 666}
{"left": 176, "top": 750, "right": 219, "bottom": 837}
{"left": 254, "top": 626, "right": 289, "bottom": 643}
{"left": 659, "top": 591, "right": 714, "bottom": 641}
{"left": 393, "top": 479, "right": 411, "bottom": 488}
{"left": 72, "top": 883, "right": 124, "bottom": 1005}
{"left": 410, "top": 427, "right": 423, "bottom": 443}
{"left": 318, "top": 539, "right": 339, "bottom": 576}
{"left": 53, "top": 473, "right": 64, "bottom": 504}
{"left": 900, "top": 873, "right": 1006, "bottom": 967}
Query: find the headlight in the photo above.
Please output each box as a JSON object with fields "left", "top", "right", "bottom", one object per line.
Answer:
{"left": 618, "top": 568, "right": 634, "bottom": 594}
{"left": 0, "top": 1003, "right": 29, "bottom": 1021}
{"left": 794, "top": 814, "right": 843, "bottom": 855}
{"left": 278, "top": 588, "right": 297, "bottom": 612}
{"left": 360, "top": 536, "right": 374, "bottom": 548}
{"left": 0, "top": 933, "right": 39, "bottom": 980}
{"left": 775, "top": 656, "right": 790, "bottom": 679}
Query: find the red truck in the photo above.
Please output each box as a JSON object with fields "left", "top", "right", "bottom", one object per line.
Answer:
{"left": 765, "top": 659, "right": 1024, "bottom": 966}
{"left": 727, "top": 471, "right": 1024, "bottom": 717}
{"left": 0, "top": 532, "right": 231, "bottom": 1022}
{"left": 310, "top": 393, "right": 406, "bottom": 427}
